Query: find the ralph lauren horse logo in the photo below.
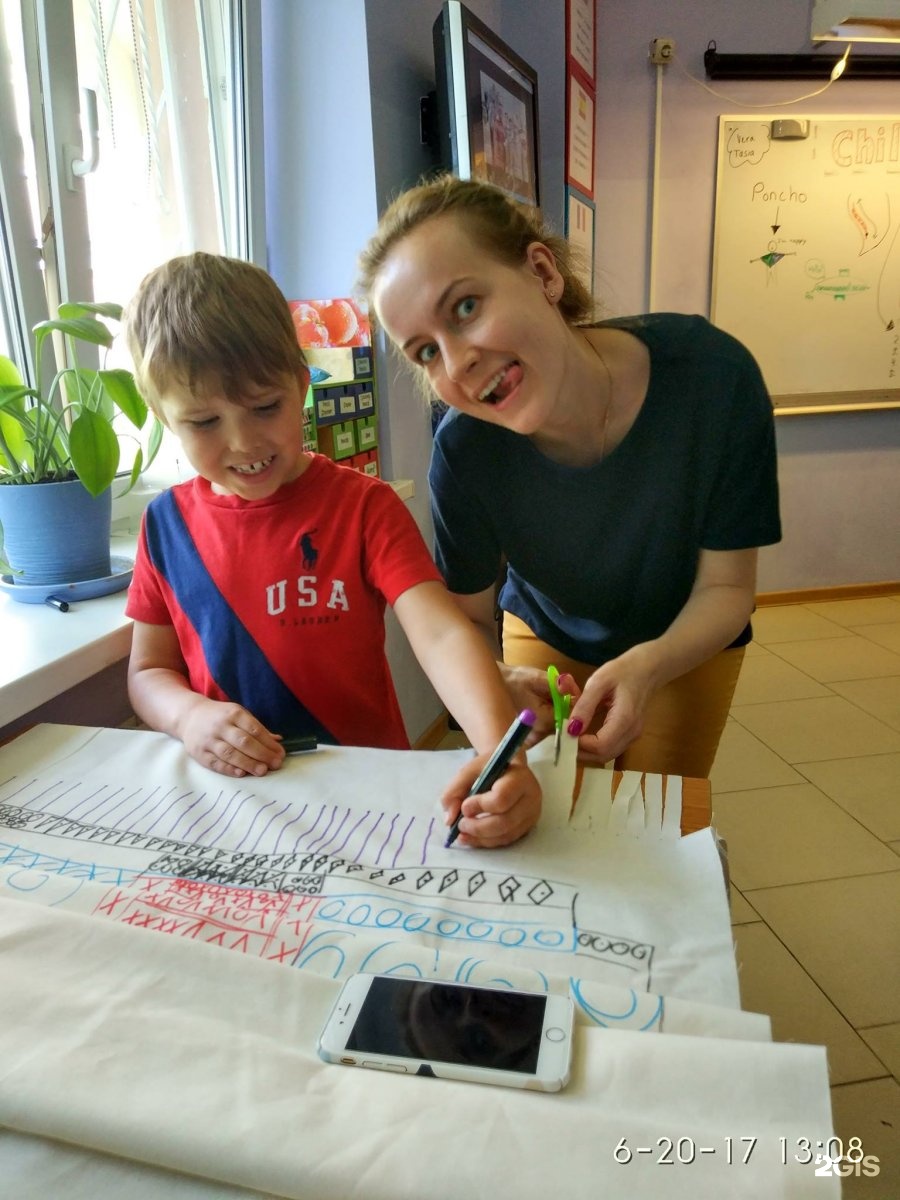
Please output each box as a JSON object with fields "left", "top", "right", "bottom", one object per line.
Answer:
{"left": 299, "top": 529, "right": 319, "bottom": 569}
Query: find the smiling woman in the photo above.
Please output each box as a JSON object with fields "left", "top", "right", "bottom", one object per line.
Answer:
{"left": 360, "top": 173, "right": 783, "bottom": 780}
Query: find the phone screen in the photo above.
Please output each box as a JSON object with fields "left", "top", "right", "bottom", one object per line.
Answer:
{"left": 345, "top": 978, "right": 547, "bottom": 1073}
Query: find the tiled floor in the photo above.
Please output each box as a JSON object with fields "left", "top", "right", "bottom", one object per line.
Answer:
{"left": 717, "top": 596, "right": 900, "bottom": 1197}
{"left": 436, "top": 595, "right": 900, "bottom": 1196}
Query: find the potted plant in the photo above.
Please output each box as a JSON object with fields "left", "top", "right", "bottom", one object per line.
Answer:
{"left": 0, "top": 301, "right": 161, "bottom": 589}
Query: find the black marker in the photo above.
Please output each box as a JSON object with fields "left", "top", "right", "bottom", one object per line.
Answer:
{"left": 44, "top": 595, "right": 69, "bottom": 612}
{"left": 281, "top": 734, "right": 318, "bottom": 755}
{"left": 285, "top": 734, "right": 324, "bottom": 753}
{"left": 445, "top": 709, "right": 536, "bottom": 848}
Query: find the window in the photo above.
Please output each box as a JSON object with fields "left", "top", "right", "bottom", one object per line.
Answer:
{"left": 0, "top": 0, "right": 262, "bottom": 490}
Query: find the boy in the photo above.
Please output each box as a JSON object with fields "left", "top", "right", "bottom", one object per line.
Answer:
{"left": 122, "top": 253, "right": 539, "bottom": 848}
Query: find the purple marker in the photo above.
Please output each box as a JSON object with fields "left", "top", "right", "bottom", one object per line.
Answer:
{"left": 445, "top": 708, "right": 536, "bottom": 848}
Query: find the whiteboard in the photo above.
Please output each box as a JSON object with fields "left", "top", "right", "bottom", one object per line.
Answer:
{"left": 711, "top": 113, "right": 900, "bottom": 412}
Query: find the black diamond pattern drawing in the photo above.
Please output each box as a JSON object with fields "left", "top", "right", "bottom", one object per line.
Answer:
{"left": 498, "top": 875, "right": 520, "bottom": 902}
{"left": 467, "top": 870, "right": 486, "bottom": 896}
{"left": 528, "top": 880, "right": 553, "bottom": 905}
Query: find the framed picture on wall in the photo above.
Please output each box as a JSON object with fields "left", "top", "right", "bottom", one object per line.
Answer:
{"left": 565, "top": 186, "right": 595, "bottom": 295}
{"left": 566, "top": 73, "right": 595, "bottom": 198}
{"left": 566, "top": 0, "right": 596, "bottom": 88}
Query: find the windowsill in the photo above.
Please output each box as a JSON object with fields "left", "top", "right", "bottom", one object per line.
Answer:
{"left": 0, "top": 479, "right": 415, "bottom": 727}
{"left": 0, "top": 533, "right": 138, "bottom": 725}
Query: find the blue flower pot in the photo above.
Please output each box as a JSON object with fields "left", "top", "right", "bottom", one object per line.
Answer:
{"left": 0, "top": 477, "right": 112, "bottom": 585}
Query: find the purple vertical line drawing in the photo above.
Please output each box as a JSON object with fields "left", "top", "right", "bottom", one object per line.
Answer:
{"left": 306, "top": 806, "right": 339, "bottom": 852}
{"left": 234, "top": 797, "right": 278, "bottom": 852}
{"left": 183, "top": 790, "right": 224, "bottom": 840}
{"left": 375, "top": 814, "right": 398, "bottom": 865}
{"left": 102, "top": 786, "right": 157, "bottom": 825}
{"left": 390, "top": 815, "right": 415, "bottom": 868}
{"left": 61, "top": 784, "right": 111, "bottom": 821}
{"left": 209, "top": 790, "right": 256, "bottom": 849}
{"left": 0, "top": 778, "right": 60, "bottom": 809}
{"left": 33, "top": 781, "right": 80, "bottom": 812}
{"left": 73, "top": 787, "right": 124, "bottom": 824}
{"left": 120, "top": 787, "right": 177, "bottom": 831}
{"left": 247, "top": 800, "right": 293, "bottom": 854}
{"left": 420, "top": 817, "right": 436, "bottom": 865}
{"left": 273, "top": 804, "right": 309, "bottom": 856}
{"left": 144, "top": 791, "right": 196, "bottom": 836}
{"left": 291, "top": 805, "right": 327, "bottom": 855}
{"left": 332, "top": 809, "right": 371, "bottom": 859}
{"left": 193, "top": 788, "right": 245, "bottom": 845}
{"left": 165, "top": 792, "right": 207, "bottom": 839}
{"left": 356, "top": 811, "right": 384, "bottom": 863}
{"left": 312, "top": 808, "right": 352, "bottom": 856}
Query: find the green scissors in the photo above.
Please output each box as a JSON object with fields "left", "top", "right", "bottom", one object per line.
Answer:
{"left": 547, "top": 665, "right": 571, "bottom": 766}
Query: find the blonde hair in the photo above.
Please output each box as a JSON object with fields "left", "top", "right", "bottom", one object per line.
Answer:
{"left": 358, "top": 174, "right": 595, "bottom": 325}
{"left": 124, "top": 252, "right": 307, "bottom": 414}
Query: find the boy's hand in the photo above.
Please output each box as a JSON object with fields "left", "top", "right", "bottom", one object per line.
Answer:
{"left": 178, "top": 699, "right": 286, "bottom": 777}
{"left": 440, "top": 758, "right": 541, "bottom": 848}
{"left": 499, "top": 665, "right": 556, "bottom": 746}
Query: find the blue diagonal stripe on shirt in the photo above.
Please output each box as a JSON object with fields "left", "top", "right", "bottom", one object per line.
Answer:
{"left": 144, "top": 490, "right": 338, "bottom": 744}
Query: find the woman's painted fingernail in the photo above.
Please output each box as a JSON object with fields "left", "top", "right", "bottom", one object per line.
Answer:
{"left": 557, "top": 673, "right": 572, "bottom": 690}
{"left": 567, "top": 718, "right": 583, "bottom": 736}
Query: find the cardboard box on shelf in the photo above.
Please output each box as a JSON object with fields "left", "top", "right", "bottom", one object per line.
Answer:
{"left": 355, "top": 385, "right": 375, "bottom": 414}
{"left": 356, "top": 414, "right": 378, "bottom": 451}
{"left": 316, "top": 421, "right": 357, "bottom": 462}
{"left": 337, "top": 388, "right": 359, "bottom": 418}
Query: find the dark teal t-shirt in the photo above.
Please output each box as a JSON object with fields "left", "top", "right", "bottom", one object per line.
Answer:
{"left": 429, "top": 314, "right": 782, "bottom": 666}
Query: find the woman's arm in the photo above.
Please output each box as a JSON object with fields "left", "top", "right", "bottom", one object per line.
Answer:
{"left": 392, "top": 581, "right": 541, "bottom": 847}
{"left": 567, "top": 547, "right": 758, "bottom": 760}
{"left": 450, "top": 586, "right": 556, "bottom": 743}
{"left": 128, "top": 621, "right": 285, "bottom": 777}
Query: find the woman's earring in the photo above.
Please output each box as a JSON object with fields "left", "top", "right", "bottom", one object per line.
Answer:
{"left": 548, "top": 286, "right": 558, "bottom": 299}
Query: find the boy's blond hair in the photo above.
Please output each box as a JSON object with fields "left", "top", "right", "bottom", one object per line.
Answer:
{"left": 124, "top": 252, "right": 307, "bottom": 414}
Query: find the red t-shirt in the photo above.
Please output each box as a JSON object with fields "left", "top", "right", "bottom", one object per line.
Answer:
{"left": 126, "top": 455, "right": 442, "bottom": 749}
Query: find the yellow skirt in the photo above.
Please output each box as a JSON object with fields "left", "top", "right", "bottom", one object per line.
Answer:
{"left": 501, "top": 611, "right": 745, "bottom": 778}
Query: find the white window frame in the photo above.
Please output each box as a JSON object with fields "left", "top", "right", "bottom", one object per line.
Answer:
{"left": 0, "top": 0, "right": 265, "bottom": 500}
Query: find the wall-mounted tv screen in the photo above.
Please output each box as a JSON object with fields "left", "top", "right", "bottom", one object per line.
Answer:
{"left": 433, "top": 0, "right": 540, "bottom": 207}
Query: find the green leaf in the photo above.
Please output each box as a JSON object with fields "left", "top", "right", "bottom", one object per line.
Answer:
{"left": 68, "top": 409, "right": 120, "bottom": 495}
{"left": 0, "top": 411, "right": 31, "bottom": 471}
{"left": 0, "top": 354, "right": 25, "bottom": 388}
{"left": 34, "top": 316, "right": 114, "bottom": 354}
{"left": 125, "top": 446, "right": 144, "bottom": 491}
{"left": 99, "top": 369, "right": 148, "bottom": 429}
{"left": 146, "top": 415, "right": 164, "bottom": 467}
{"left": 62, "top": 367, "right": 103, "bottom": 410}
{"left": 0, "top": 385, "right": 38, "bottom": 416}
{"left": 58, "top": 301, "right": 123, "bottom": 322}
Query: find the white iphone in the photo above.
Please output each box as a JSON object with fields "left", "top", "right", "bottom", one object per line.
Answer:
{"left": 317, "top": 973, "right": 574, "bottom": 1092}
